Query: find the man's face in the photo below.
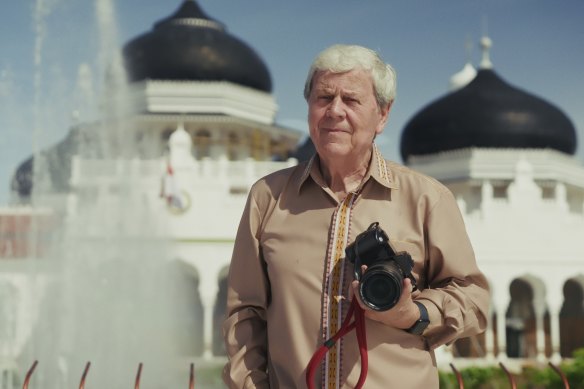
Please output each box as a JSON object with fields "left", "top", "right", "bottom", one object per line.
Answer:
{"left": 307, "top": 69, "right": 390, "bottom": 162}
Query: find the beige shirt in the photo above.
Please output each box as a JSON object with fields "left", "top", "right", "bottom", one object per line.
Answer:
{"left": 223, "top": 147, "right": 490, "bottom": 389}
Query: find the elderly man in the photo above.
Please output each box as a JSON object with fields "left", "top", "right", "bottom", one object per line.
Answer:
{"left": 223, "top": 44, "right": 490, "bottom": 388}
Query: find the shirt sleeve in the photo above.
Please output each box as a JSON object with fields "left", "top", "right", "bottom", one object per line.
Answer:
{"left": 223, "top": 189, "right": 271, "bottom": 389}
{"left": 416, "top": 189, "right": 491, "bottom": 349}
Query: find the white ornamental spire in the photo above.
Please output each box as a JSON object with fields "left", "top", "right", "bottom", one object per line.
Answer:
{"left": 480, "top": 36, "right": 493, "bottom": 69}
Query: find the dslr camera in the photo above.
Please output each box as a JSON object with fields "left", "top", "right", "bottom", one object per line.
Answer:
{"left": 345, "top": 222, "right": 417, "bottom": 311}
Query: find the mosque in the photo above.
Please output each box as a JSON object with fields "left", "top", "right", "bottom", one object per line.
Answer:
{"left": 1, "top": 0, "right": 583, "bottom": 386}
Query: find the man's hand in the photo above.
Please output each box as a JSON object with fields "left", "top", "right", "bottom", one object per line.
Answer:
{"left": 349, "top": 265, "right": 420, "bottom": 330}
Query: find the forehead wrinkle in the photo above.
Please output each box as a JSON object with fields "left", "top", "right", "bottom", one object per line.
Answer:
{"left": 314, "top": 83, "right": 362, "bottom": 98}
{"left": 311, "top": 70, "right": 375, "bottom": 101}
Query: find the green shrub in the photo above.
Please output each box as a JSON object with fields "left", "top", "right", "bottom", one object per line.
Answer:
{"left": 441, "top": 348, "right": 584, "bottom": 389}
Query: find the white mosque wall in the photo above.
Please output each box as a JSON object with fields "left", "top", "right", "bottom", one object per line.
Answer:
{"left": 410, "top": 147, "right": 584, "bottom": 367}
{"left": 69, "top": 156, "right": 297, "bottom": 239}
{"left": 408, "top": 148, "right": 584, "bottom": 190}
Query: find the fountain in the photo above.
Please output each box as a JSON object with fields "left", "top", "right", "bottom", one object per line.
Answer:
{"left": 0, "top": 1, "right": 306, "bottom": 387}
{"left": 2, "top": 0, "right": 207, "bottom": 387}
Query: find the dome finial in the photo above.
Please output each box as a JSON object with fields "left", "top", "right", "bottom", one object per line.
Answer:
{"left": 480, "top": 36, "right": 493, "bottom": 69}
{"left": 479, "top": 15, "right": 493, "bottom": 69}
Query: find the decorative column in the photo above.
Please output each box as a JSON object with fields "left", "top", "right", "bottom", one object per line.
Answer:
{"left": 209, "top": 130, "right": 227, "bottom": 160}
{"left": 217, "top": 155, "right": 228, "bottom": 180}
{"left": 456, "top": 196, "right": 467, "bottom": 215}
{"left": 198, "top": 266, "right": 220, "bottom": 359}
{"left": 555, "top": 183, "right": 568, "bottom": 213}
{"left": 533, "top": 303, "right": 547, "bottom": 362}
{"left": 547, "top": 283, "right": 564, "bottom": 363}
{"left": 485, "top": 305, "right": 496, "bottom": 361}
{"left": 481, "top": 180, "right": 493, "bottom": 218}
{"left": 548, "top": 305, "right": 562, "bottom": 363}
{"left": 496, "top": 301, "right": 509, "bottom": 361}
{"left": 245, "top": 157, "right": 255, "bottom": 188}
{"left": 494, "top": 278, "right": 513, "bottom": 361}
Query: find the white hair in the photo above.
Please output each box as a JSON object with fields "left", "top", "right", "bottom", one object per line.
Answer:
{"left": 303, "top": 44, "right": 397, "bottom": 108}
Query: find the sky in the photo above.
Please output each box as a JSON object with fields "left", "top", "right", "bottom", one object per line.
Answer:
{"left": 0, "top": 0, "right": 583, "bottom": 205}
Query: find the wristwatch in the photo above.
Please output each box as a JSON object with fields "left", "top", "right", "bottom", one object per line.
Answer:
{"left": 406, "top": 301, "right": 430, "bottom": 335}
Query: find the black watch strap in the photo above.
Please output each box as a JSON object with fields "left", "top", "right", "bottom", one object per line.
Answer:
{"left": 406, "top": 301, "right": 430, "bottom": 335}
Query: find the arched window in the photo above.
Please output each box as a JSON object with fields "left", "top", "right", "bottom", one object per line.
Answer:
{"left": 452, "top": 310, "right": 495, "bottom": 358}
{"left": 251, "top": 129, "right": 267, "bottom": 161}
{"left": 506, "top": 278, "right": 536, "bottom": 358}
{"left": 168, "top": 260, "right": 204, "bottom": 357}
{"left": 227, "top": 133, "right": 240, "bottom": 161}
{"left": 505, "top": 277, "right": 551, "bottom": 359}
{"left": 194, "top": 130, "right": 212, "bottom": 160}
{"left": 453, "top": 278, "right": 494, "bottom": 358}
{"left": 560, "top": 277, "right": 584, "bottom": 357}
{"left": 452, "top": 333, "right": 487, "bottom": 358}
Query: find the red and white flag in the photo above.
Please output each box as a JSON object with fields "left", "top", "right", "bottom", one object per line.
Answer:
{"left": 160, "top": 160, "right": 183, "bottom": 209}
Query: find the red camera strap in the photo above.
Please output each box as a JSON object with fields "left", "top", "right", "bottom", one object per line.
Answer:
{"left": 306, "top": 299, "right": 369, "bottom": 389}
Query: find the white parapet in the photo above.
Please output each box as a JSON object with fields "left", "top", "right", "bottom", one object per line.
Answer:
{"left": 129, "top": 80, "right": 279, "bottom": 125}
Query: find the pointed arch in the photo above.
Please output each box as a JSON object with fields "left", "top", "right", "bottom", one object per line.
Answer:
{"left": 194, "top": 129, "right": 211, "bottom": 159}
{"left": 169, "top": 259, "right": 205, "bottom": 357}
{"left": 560, "top": 275, "right": 584, "bottom": 357}
{"left": 226, "top": 132, "right": 241, "bottom": 161}
{"left": 505, "top": 274, "right": 550, "bottom": 358}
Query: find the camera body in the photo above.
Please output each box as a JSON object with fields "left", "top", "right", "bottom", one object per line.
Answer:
{"left": 345, "top": 222, "right": 417, "bottom": 311}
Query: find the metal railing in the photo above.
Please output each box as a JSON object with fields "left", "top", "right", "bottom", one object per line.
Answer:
{"left": 21, "top": 360, "right": 196, "bottom": 389}
{"left": 20, "top": 359, "right": 571, "bottom": 389}
{"left": 447, "top": 361, "right": 570, "bottom": 389}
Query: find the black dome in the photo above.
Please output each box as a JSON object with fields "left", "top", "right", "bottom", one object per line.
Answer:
{"left": 123, "top": 0, "right": 272, "bottom": 92}
{"left": 11, "top": 128, "right": 87, "bottom": 200}
{"left": 11, "top": 157, "right": 34, "bottom": 199}
{"left": 400, "top": 69, "right": 577, "bottom": 162}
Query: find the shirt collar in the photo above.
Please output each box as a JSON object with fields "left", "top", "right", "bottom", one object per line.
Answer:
{"left": 296, "top": 143, "right": 399, "bottom": 194}
{"left": 369, "top": 143, "right": 399, "bottom": 190}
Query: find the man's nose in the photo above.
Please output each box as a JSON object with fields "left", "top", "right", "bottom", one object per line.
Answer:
{"left": 327, "top": 97, "right": 345, "bottom": 118}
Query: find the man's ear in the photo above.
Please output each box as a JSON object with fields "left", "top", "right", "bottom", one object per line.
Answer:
{"left": 376, "top": 102, "right": 392, "bottom": 135}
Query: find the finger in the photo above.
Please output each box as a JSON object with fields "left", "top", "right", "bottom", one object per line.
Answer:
{"left": 351, "top": 281, "right": 369, "bottom": 310}
{"left": 348, "top": 280, "right": 358, "bottom": 300}
{"left": 403, "top": 277, "right": 413, "bottom": 293}
{"left": 397, "top": 278, "right": 413, "bottom": 305}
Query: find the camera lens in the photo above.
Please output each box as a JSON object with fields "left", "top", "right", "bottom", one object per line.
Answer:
{"left": 359, "top": 262, "right": 403, "bottom": 311}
